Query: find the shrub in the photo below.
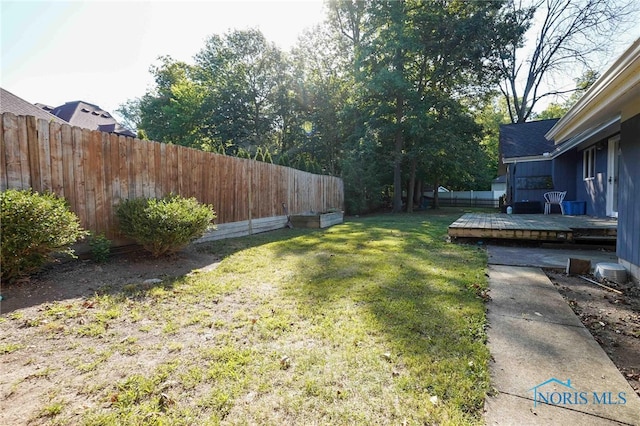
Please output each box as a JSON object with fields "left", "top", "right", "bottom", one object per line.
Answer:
{"left": 89, "top": 233, "right": 111, "bottom": 263}
{"left": 277, "top": 153, "right": 290, "bottom": 167}
{"left": 116, "top": 194, "right": 216, "bottom": 257}
{"left": 1, "top": 189, "right": 88, "bottom": 282}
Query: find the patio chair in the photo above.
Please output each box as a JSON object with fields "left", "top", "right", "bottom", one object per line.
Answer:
{"left": 544, "top": 191, "right": 566, "bottom": 215}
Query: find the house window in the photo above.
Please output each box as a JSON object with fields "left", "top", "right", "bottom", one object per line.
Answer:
{"left": 583, "top": 146, "right": 595, "bottom": 180}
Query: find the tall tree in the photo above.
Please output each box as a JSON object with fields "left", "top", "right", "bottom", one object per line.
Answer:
{"left": 290, "top": 25, "right": 355, "bottom": 175}
{"left": 534, "top": 69, "right": 599, "bottom": 119}
{"left": 194, "top": 29, "right": 288, "bottom": 155}
{"left": 350, "top": 0, "right": 521, "bottom": 212}
{"left": 118, "top": 1, "right": 539, "bottom": 214}
{"left": 407, "top": 1, "right": 518, "bottom": 208}
{"left": 498, "top": 0, "right": 637, "bottom": 123}
{"left": 121, "top": 56, "right": 206, "bottom": 149}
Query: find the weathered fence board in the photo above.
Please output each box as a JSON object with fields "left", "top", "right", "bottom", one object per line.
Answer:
{"left": 0, "top": 112, "right": 344, "bottom": 245}
{"left": 50, "top": 122, "right": 64, "bottom": 196}
{"left": 61, "top": 124, "right": 74, "bottom": 206}
{"left": 26, "top": 116, "right": 40, "bottom": 192}
{"left": 37, "top": 119, "right": 52, "bottom": 191}
{"left": 18, "top": 116, "right": 30, "bottom": 188}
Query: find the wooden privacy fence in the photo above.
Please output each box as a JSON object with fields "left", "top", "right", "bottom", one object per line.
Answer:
{"left": 0, "top": 113, "right": 344, "bottom": 244}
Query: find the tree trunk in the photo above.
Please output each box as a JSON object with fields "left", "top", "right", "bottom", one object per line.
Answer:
{"left": 392, "top": 93, "right": 404, "bottom": 213}
{"left": 432, "top": 181, "right": 440, "bottom": 209}
{"left": 391, "top": 4, "right": 405, "bottom": 214}
{"left": 415, "top": 179, "right": 423, "bottom": 208}
{"left": 407, "top": 158, "right": 416, "bottom": 213}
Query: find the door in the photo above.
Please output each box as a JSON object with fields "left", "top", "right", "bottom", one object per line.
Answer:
{"left": 606, "top": 136, "right": 620, "bottom": 218}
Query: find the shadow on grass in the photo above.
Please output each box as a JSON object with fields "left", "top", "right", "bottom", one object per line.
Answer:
{"left": 0, "top": 208, "right": 472, "bottom": 314}
{"left": 255, "top": 209, "right": 492, "bottom": 418}
{"left": 0, "top": 208, "right": 492, "bottom": 423}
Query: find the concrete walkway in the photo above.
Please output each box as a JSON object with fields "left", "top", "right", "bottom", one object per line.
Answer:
{"left": 484, "top": 247, "right": 640, "bottom": 425}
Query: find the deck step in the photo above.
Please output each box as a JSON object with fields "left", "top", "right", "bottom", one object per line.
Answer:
{"left": 572, "top": 235, "right": 617, "bottom": 243}
{"left": 572, "top": 227, "right": 616, "bottom": 243}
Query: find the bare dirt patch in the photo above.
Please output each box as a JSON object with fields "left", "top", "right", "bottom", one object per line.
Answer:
{"left": 0, "top": 245, "right": 223, "bottom": 425}
{"left": 545, "top": 269, "right": 640, "bottom": 397}
{"left": 0, "top": 245, "right": 222, "bottom": 315}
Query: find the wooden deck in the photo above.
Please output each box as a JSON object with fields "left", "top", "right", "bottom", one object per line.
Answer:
{"left": 448, "top": 213, "right": 617, "bottom": 243}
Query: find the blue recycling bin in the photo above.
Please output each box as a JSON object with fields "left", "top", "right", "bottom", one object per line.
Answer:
{"left": 561, "top": 201, "right": 586, "bottom": 215}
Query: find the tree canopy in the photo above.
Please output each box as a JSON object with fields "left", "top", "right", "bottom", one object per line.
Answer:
{"left": 119, "top": 0, "right": 636, "bottom": 214}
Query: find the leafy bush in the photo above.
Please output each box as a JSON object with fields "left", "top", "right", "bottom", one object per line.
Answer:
{"left": 236, "top": 148, "right": 251, "bottom": 159}
{"left": 116, "top": 194, "right": 216, "bottom": 257}
{"left": 89, "top": 233, "right": 111, "bottom": 263}
{"left": 340, "top": 136, "right": 388, "bottom": 215}
{"left": 277, "top": 153, "right": 290, "bottom": 167}
{"left": 1, "top": 189, "right": 88, "bottom": 282}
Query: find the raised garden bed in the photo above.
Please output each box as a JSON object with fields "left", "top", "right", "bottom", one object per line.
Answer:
{"left": 290, "top": 211, "right": 344, "bottom": 228}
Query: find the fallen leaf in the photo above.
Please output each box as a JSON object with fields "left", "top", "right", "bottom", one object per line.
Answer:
{"left": 280, "top": 356, "right": 291, "bottom": 370}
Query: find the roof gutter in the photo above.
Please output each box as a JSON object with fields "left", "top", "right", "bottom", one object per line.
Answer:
{"left": 547, "top": 115, "right": 620, "bottom": 157}
{"left": 502, "top": 154, "right": 551, "bottom": 164}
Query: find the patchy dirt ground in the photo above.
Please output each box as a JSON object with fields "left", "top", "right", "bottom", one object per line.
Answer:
{"left": 0, "top": 245, "right": 224, "bottom": 425}
{"left": 0, "top": 245, "right": 222, "bottom": 314}
{"left": 545, "top": 269, "right": 640, "bottom": 397}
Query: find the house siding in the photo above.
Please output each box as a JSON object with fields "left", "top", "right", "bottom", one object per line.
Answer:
{"left": 504, "top": 152, "right": 576, "bottom": 212}
{"left": 617, "top": 113, "right": 640, "bottom": 280}
{"left": 512, "top": 161, "right": 551, "bottom": 204}
{"left": 551, "top": 150, "right": 577, "bottom": 200}
{"left": 576, "top": 142, "right": 609, "bottom": 217}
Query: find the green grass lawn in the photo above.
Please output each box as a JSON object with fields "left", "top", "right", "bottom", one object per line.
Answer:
{"left": 3, "top": 208, "right": 491, "bottom": 425}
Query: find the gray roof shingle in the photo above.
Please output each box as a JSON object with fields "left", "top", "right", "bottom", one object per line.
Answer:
{"left": 0, "top": 88, "right": 68, "bottom": 124}
{"left": 499, "top": 118, "right": 559, "bottom": 159}
{"left": 49, "top": 101, "right": 136, "bottom": 137}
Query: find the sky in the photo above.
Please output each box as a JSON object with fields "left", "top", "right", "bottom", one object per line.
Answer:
{"left": 1, "top": 0, "right": 326, "bottom": 121}
{"left": 1, "top": 1, "right": 638, "bottom": 125}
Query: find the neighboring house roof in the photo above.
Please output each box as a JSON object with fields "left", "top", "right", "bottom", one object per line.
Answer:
{"left": 499, "top": 118, "right": 559, "bottom": 163}
{"left": 0, "top": 88, "right": 68, "bottom": 124}
{"left": 35, "top": 102, "right": 55, "bottom": 112}
{"left": 47, "top": 100, "right": 136, "bottom": 137}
